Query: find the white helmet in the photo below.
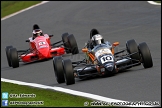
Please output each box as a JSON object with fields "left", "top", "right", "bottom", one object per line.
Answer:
{"left": 32, "top": 29, "right": 43, "bottom": 37}
{"left": 91, "top": 34, "right": 104, "bottom": 45}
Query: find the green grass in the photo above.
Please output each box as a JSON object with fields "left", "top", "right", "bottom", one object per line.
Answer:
{"left": 1, "top": 1, "right": 41, "bottom": 18}
{"left": 1, "top": 81, "right": 94, "bottom": 107}
{"left": 154, "top": 1, "right": 161, "bottom": 3}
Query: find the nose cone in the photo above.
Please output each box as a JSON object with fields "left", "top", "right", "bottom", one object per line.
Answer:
{"left": 39, "top": 48, "right": 49, "bottom": 58}
{"left": 105, "top": 63, "right": 114, "bottom": 71}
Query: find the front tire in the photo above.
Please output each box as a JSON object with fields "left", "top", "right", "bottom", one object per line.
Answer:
{"left": 67, "top": 34, "right": 79, "bottom": 55}
{"left": 62, "top": 32, "right": 70, "bottom": 54}
{"left": 10, "top": 48, "right": 19, "bottom": 68}
{"left": 126, "top": 39, "right": 140, "bottom": 63}
{"left": 138, "top": 42, "right": 153, "bottom": 68}
{"left": 62, "top": 59, "right": 75, "bottom": 85}
{"left": 53, "top": 56, "right": 65, "bottom": 83}
{"left": 5, "top": 46, "right": 13, "bottom": 67}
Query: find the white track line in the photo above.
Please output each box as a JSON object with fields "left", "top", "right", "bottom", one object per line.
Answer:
{"left": 1, "top": 1, "right": 160, "bottom": 107}
{"left": 1, "top": 1, "right": 49, "bottom": 21}
{"left": 147, "top": 1, "right": 161, "bottom": 5}
{"left": 1, "top": 78, "right": 158, "bottom": 107}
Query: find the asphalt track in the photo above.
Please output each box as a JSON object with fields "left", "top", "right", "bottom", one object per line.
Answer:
{"left": 1, "top": 1, "right": 161, "bottom": 105}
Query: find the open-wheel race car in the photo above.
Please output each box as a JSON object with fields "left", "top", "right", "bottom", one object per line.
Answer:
{"left": 5, "top": 24, "right": 79, "bottom": 68}
{"left": 53, "top": 29, "right": 153, "bottom": 85}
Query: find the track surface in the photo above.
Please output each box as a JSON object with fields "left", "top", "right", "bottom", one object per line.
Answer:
{"left": 1, "top": 1, "right": 161, "bottom": 104}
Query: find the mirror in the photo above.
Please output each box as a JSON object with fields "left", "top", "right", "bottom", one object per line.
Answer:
{"left": 49, "top": 35, "right": 53, "bottom": 37}
{"left": 113, "top": 42, "right": 119, "bottom": 46}
{"left": 26, "top": 40, "right": 30, "bottom": 42}
{"left": 82, "top": 48, "right": 88, "bottom": 52}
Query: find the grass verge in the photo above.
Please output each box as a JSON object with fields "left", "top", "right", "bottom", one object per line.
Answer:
{"left": 1, "top": 1, "right": 41, "bottom": 18}
{"left": 154, "top": 1, "right": 161, "bottom": 3}
{"left": 1, "top": 81, "right": 94, "bottom": 107}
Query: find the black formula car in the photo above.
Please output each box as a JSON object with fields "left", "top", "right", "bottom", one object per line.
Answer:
{"left": 53, "top": 29, "right": 153, "bottom": 85}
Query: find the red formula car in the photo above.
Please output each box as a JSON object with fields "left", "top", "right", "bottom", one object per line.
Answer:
{"left": 5, "top": 25, "right": 79, "bottom": 68}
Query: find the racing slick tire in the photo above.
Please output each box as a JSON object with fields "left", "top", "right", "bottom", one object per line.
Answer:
{"left": 62, "top": 32, "right": 70, "bottom": 54}
{"left": 138, "top": 42, "right": 153, "bottom": 68}
{"left": 53, "top": 56, "right": 65, "bottom": 83}
{"left": 5, "top": 46, "right": 13, "bottom": 67}
{"left": 62, "top": 59, "right": 75, "bottom": 85}
{"left": 126, "top": 39, "right": 140, "bottom": 63}
{"left": 9, "top": 48, "right": 19, "bottom": 68}
{"left": 67, "top": 34, "right": 79, "bottom": 55}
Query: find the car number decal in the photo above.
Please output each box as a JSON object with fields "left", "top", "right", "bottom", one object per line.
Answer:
{"left": 39, "top": 41, "right": 46, "bottom": 46}
{"left": 100, "top": 55, "right": 113, "bottom": 64}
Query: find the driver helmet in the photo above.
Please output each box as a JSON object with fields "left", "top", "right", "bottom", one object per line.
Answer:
{"left": 32, "top": 29, "right": 43, "bottom": 37}
{"left": 91, "top": 34, "right": 104, "bottom": 46}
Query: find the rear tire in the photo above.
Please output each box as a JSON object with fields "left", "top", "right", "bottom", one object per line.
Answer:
{"left": 53, "top": 56, "right": 65, "bottom": 83}
{"left": 5, "top": 46, "right": 13, "bottom": 67}
{"left": 67, "top": 34, "right": 79, "bottom": 55}
{"left": 10, "top": 48, "right": 19, "bottom": 68}
{"left": 62, "top": 32, "right": 70, "bottom": 54}
{"left": 138, "top": 42, "right": 153, "bottom": 68}
{"left": 126, "top": 39, "right": 140, "bottom": 63}
{"left": 62, "top": 59, "right": 75, "bottom": 85}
